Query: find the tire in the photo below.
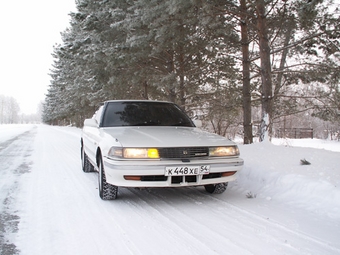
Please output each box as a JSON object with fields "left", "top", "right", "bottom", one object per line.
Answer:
{"left": 81, "top": 146, "right": 94, "bottom": 173}
{"left": 98, "top": 156, "right": 118, "bottom": 200}
{"left": 204, "top": 183, "right": 228, "bottom": 194}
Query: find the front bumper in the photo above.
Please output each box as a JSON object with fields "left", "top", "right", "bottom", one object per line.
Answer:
{"left": 103, "top": 157, "right": 244, "bottom": 187}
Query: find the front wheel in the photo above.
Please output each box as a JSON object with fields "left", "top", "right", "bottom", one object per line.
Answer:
{"left": 81, "top": 146, "right": 94, "bottom": 173}
{"left": 204, "top": 183, "right": 228, "bottom": 194}
{"left": 98, "top": 156, "right": 118, "bottom": 200}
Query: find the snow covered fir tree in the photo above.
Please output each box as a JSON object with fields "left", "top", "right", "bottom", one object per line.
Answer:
{"left": 43, "top": 0, "right": 340, "bottom": 142}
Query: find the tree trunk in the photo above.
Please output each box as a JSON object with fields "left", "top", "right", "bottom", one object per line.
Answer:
{"left": 178, "top": 49, "right": 186, "bottom": 109}
{"left": 142, "top": 81, "right": 149, "bottom": 99}
{"left": 240, "top": 0, "right": 253, "bottom": 144}
{"left": 274, "top": 19, "right": 293, "bottom": 98}
{"left": 256, "top": 0, "right": 273, "bottom": 142}
{"left": 177, "top": 23, "right": 186, "bottom": 109}
{"left": 166, "top": 50, "right": 176, "bottom": 102}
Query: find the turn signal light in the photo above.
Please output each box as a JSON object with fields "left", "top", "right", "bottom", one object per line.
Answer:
{"left": 124, "top": 176, "right": 141, "bottom": 181}
{"left": 221, "top": 171, "right": 237, "bottom": 177}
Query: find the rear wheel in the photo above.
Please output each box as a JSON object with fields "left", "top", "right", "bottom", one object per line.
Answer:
{"left": 98, "top": 156, "right": 118, "bottom": 200}
{"left": 204, "top": 183, "right": 228, "bottom": 194}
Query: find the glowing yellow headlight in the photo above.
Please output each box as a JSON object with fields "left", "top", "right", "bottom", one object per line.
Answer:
{"left": 147, "top": 148, "right": 159, "bottom": 158}
{"left": 209, "top": 146, "right": 239, "bottom": 157}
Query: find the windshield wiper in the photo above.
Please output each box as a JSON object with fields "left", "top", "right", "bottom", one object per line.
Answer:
{"left": 170, "top": 122, "right": 192, "bottom": 127}
{"left": 131, "top": 121, "right": 159, "bottom": 126}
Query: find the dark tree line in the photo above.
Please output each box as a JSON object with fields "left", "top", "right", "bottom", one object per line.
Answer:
{"left": 43, "top": 0, "right": 340, "bottom": 142}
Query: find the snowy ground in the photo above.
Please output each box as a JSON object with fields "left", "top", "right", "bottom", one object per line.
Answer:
{"left": 0, "top": 124, "right": 339, "bottom": 255}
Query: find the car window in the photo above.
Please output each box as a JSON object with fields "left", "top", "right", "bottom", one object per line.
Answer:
{"left": 102, "top": 102, "right": 194, "bottom": 127}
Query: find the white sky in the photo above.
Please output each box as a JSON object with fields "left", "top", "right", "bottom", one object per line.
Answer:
{"left": 0, "top": 0, "right": 77, "bottom": 114}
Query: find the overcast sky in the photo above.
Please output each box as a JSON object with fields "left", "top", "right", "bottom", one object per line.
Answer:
{"left": 0, "top": 0, "right": 76, "bottom": 114}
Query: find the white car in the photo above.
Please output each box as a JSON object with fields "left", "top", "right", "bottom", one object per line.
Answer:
{"left": 81, "top": 100, "right": 244, "bottom": 200}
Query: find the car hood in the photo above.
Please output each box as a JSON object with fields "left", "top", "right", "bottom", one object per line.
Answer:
{"left": 101, "top": 126, "right": 235, "bottom": 147}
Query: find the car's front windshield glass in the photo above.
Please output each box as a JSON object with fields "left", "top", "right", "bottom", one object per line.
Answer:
{"left": 101, "top": 102, "right": 194, "bottom": 127}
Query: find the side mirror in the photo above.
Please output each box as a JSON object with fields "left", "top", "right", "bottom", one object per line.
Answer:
{"left": 193, "top": 119, "right": 202, "bottom": 128}
{"left": 84, "top": 118, "right": 98, "bottom": 127}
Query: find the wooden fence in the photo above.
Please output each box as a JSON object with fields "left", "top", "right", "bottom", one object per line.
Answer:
{"left": 277, "top": 128, "right": 313, "bottom": 139}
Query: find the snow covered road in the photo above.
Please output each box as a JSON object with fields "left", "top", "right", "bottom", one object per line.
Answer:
{"left": 0, "top": 125, "right": 36, "bottom": 255}
{"left": 0, "top": 125, "right": 339, "bottom": 255}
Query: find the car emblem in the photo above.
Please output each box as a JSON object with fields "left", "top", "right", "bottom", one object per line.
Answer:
{"left": 182, "top": 150, "right": 188, "bottom": 155}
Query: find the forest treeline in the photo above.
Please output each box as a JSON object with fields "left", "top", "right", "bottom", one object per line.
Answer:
{"left": 0, "top": 95, "right": 41, "bottom": 124}
{"left": 0, "top": 95, "right": 20, "bottom": 124}
{"left": 43, "top": 0, "right": 340, "bottom": 143}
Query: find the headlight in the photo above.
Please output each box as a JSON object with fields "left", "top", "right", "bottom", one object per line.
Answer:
{"left": 108, "top": 147, "right": 159, "bottom": 159}
{"left": 209, "top": 146, "right": 239, "bottom": 157}
{"left": 124, "top": 148, "right": 159, "bottom": 158}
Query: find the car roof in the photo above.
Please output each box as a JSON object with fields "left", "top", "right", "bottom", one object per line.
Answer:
{"left": 104, "top": 100, "right": 173, "bottom": 104}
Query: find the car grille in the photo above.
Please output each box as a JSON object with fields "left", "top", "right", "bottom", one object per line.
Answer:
{"left": 158, "top": 147, "right": 209, "bottom": 159}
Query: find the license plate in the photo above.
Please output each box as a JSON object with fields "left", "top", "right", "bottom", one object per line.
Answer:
{"left": 165, "top": 165, "right": 210, "bottom": 176}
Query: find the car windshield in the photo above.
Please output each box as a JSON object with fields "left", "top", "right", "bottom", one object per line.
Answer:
{"left": 101, "top": 101, "right": 195, "bottom": 127}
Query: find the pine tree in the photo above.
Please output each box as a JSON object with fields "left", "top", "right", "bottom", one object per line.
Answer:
{"left": 43, "top": 0, "right": 339, "bottom": 136}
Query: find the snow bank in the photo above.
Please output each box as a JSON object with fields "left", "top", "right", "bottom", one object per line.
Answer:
{"left": 272, "top": 138, "right": 340, "bottom": 152}
{"left": 237, "top": 141, "right": 340, "bottom": 219}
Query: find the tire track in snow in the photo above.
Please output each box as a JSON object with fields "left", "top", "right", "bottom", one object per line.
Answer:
{"left": 17, "top": 125, "right": 144, "bottom": 255}
{"left": 104, "top": 188, "right": 224, "bottom": 255}
{"left": 0, "top": 126, "right": 36, "bottom": 255}
{"left": 118, "top": 186, "right": 340, "bottom": 255}
{"left": 190, "top": 189, "right": 340, "bottom": 255}
{"left": 124, "top": 187, "right": 260, "bottom": 254}
{"left": 16, "top": 125, "right": 100, "bottom": 255}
